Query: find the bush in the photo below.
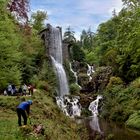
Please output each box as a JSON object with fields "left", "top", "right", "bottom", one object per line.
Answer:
{"left": 106, "top": 76, "right": 123, "bottom": 89}
{"left": 37, "top": 81, "right": 50, "bottom": 91}
{"left": 126, "top": 111, "right": 140, "bottom": 130}
{"left": 130, "top": 77, "right": 140, "bottom": 88}
{"left": 30, "top": 75, "right": 39, "bottom": 87}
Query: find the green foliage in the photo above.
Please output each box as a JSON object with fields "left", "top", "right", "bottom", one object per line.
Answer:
{"left": 71, "top": 43, "right": 85, "bottom": 62}
{"left": 84, "top": 50, "right": 97, "bottom": 65}
{"left": 106, "top": 76, "right": 123, "bottom": 89}
{"left": 0, "top": 0, "right": 47, "bottom": 90}
{"left": 31, "top": 10, "right": 47, "bottom": 31}
{"left": 63, "top": 26, "right": 76, "bottom": 43}
{"left": 81, "top": 108, "right": 91, "bottom": 117}
{"left": 80, "top": 28, "right": 94, "bottom": 50}
{"left": 0, "top": 0, "right": 22, "bottom": 90}
{"left": 126, "top": 111, "right": 140, "bottom": 130}
{"left": 20, "top": 28, "right": 45, "bottom": 83}
{"left": 102, "top": 77, "right": 140, "bottom": 125}
{"left": 86, "top": 3, "right": 140, "bottom": 83}
{"left": 37, "top": 81, "right": 50, "bottom": 90}
{"left": 130, "top": 77, "right": 140, "bottom": 88}
{"left": 38, "top": 60, "right": 57, "bottom": 89}
{"left": 70, "top": 83, "right": 80, "bottom": 94}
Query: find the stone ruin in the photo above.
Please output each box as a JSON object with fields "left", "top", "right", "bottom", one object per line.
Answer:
{"left": 39, "top": 24, "right": 71, "bottom": 61}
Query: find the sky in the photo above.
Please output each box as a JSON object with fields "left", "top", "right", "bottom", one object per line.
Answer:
{"left": 30, "top": 0, "right": 123, "bottom": 39}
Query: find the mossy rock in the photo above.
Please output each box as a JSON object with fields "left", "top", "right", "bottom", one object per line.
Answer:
{"left": 126, "top": 111, "right": 140, "bottom": 130}
{"left": 78, "top": 73, "right": 89, "bottom": 87}
{"left": 106, "top": 76, "right": 123, "bottom": 89}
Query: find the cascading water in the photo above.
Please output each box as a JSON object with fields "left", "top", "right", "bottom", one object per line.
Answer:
{"left": 51, "top": 56, "right": 69, "bottom": 96}
{"left": 49, "top": 27, "right": 69, "bottom": 96}
{"left": 88, "top": 95, "right": 102, "bottom": 133}
{"left": 56, "top": 96, "right": 81, "bottom": 118}
{"left": 69, "top": 62, "right": 81, "bottom": 89}
{"left": 49, "top": 25, "right": 81, "bottom": 117}
{"left": 87, "top": 64, "right": 95, "bottom": 81}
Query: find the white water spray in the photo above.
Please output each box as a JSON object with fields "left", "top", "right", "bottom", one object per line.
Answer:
{"left": 56, "top": 96, "right": 81, "bottom": 118}
{"left": 87, "top": 64, "right": 95, "bottom": 81}
{"left": 88, "top": 95, "right": 102, "bottom": 133}
{"left": 69, "top": 62, "right": 81, "bottom": 89}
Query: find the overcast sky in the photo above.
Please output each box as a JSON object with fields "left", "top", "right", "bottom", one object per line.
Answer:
{"left": 30, "top": 0, "right": 123, "bottom": 39}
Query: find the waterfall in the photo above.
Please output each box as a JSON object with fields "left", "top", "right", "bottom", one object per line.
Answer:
{"left": 87, "top": 64, "right": 95, "bottom": 81}
{"left": 56, "top": 96, "right": 81, "bottom": 118}
{"left": 88, "top": 95, "right": 102, "bottom": 133}
{"left": 49, "top": 25, "right": 81, "bottom": 117}
{"left": 69, "top": 62, "right": 81, "bottom": 89}
{"left": 49, "top": 26, "right": 69, "bottom": 96}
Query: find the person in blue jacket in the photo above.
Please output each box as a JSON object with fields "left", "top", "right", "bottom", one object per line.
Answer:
{"left": 16, "top": 100, "right": 32, "bottom": 126}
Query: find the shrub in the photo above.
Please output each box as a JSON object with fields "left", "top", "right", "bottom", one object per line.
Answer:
{"left": 37, "top": 81, "right": 50, "bottom": 91}
{"left": 126, "top": 111, "right": 140, "bottom": 130}
{"left": 130, "top": 77, "right": 140, "bottom": 88}
{"left": 30, "top": 75, "right": 39, "bottom": 87}
{"left": 106, "top": 76, "right": 123, "bottom": 89}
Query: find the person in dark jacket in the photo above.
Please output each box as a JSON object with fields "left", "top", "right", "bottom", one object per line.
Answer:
{"left": 16, "top": 100, "right": 32, "bottom": 126}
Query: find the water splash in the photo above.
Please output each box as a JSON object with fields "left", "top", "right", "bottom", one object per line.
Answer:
{"left": 69, "top": 62, "right": 81, "bottom": 89}
{"left": 88, "top": 95, "right": 102, "bottom": 133}
{"left": 87, "top": 64, "right": 95, "bottom": 81}
{"left": 56, "top": 96, "right": 81, "bottom": 118}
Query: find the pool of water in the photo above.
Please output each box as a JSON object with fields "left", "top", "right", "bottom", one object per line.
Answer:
{"left": 76, "top": 116, "right": 140, "bottom": 140}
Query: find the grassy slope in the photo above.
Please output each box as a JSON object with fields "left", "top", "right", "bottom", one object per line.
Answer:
{"left": 0, "top": 90, "right": 88, "bottom": 140}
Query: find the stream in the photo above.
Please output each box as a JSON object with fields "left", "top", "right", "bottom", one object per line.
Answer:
{"left": 77, "top": 117, "right": 140, "bottom": 140}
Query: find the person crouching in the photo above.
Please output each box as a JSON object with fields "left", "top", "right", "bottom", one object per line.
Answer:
{"left": 16, "top": 100, "right": 32, "bottom": 126}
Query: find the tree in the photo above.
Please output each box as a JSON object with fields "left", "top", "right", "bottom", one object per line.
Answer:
{"left": 31, "top": 10, "right": 47, "bottom": 31}
{"left": 7, "top": 0, "right": 29, "bottom": 23}
{"left": 63, "top": 26, "right": 76, "bottom": 43}
{"left": 80, "top": 28, "right": 94, "bottom": 50}
{"left": 71, "top": 43, "right": 85, "bottom": 62}
{"left": 122, "top": 0, "right": 140, "bottom": 9}
{"left": 0, "top": 0, "right": 22, "bottom": 90}
{"left": 89, "top": 3, "right": 140, "bottom": 82}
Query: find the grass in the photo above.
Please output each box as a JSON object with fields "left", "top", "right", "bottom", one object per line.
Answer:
{"left": 0, "top": 90, "right": 88, "bottom": 140}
